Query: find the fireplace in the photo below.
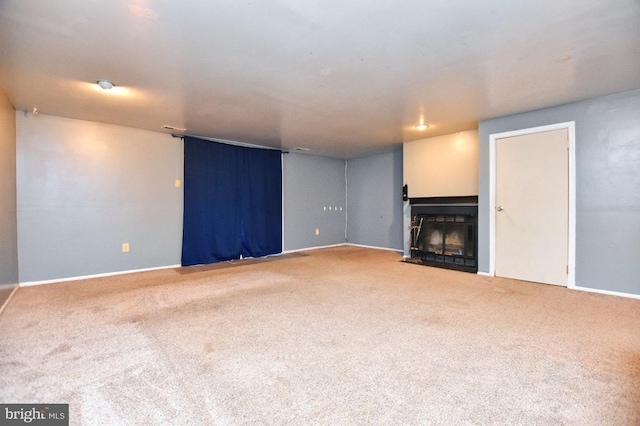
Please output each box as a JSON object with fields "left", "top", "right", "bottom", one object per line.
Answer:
{"left": 408, "top": 196, "right": 478, "bottom": 273}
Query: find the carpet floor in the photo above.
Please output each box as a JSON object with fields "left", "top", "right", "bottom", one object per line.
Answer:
{"left": 1, "top": 246, "right": 639, "bottom": 425}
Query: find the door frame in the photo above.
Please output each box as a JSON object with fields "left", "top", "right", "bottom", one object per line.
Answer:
{"left": 488, "top": 121, "right": 576, "bottom": 288}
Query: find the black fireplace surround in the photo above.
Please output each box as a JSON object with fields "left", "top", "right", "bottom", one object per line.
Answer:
{"left": 408, "top": 196, "right": 478, "bottom": 273}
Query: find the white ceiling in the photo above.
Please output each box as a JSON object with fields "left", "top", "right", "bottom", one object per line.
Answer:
{"left": 1, "top": 0, "right": 639, "bottom": 158}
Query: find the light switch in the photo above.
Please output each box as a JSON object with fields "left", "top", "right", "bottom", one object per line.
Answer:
{"left": 175, "top": 179, "right": 181, "bottom": 188}
{"left": 315, "top": 228, "right": 320, "bottom": 236}
{"left": 122, "top": 243, "right": 130, "bottom": 253}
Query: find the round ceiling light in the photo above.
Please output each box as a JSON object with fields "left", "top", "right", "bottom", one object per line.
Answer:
{"left": 415, "top": 113, "right": 429, "bottom": 130}
{"left": 97, "top": 79, "right": 114, "bottom": 90}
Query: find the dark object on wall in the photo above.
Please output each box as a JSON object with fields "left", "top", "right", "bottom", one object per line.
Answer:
{"left": 402, "top": 184, "right": 408, "bottom": 201}
{"left": 181, "top": 137, "right": 282, "bottom": 266}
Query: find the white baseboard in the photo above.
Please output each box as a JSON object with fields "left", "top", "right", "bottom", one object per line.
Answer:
{"left": 573, "top": 285, "right": 640, "bottom": 300}
{"left": 0, "top": 285, "right": 20, "bottom": 315}
{"left": 282, "top": 243, "right": 347, "bottom": 254}
{"left": 345, "top": 243, "right": 403, "bottom": 253}
{"left": 476, "top": 272, "right": 639, "bottom": 300}
{"left": 20, "top": 264, "right": 181, "bottom": 287}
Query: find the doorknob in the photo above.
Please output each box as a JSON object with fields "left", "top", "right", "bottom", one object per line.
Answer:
{"left": 496, "top": 206, "right": 504, "bottom": 211}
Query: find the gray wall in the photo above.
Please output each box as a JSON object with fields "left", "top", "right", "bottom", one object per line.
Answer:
{"left": 16, "top": 113, "right": 184, "bottom": 283}
{"left": 346, "top": 147, "right": 403, "bottom": 251}
{"left": 0, "top": 89, "right": 18, "bottom": 287}
{"left": 14, "top": 114, "right": 351, "bottom": 282}
{"left": 479, "top": 89, "right": 640, "bottom": 296}
{"left": 283, "top": 153, "right": 346, "bottom": 251}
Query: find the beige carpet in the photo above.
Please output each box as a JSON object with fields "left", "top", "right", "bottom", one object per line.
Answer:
{"left": 1, "top": 246, "right": 639, "bottom": 425}
{"left": 0, "top": 284, "right": 17, "bottom": 313}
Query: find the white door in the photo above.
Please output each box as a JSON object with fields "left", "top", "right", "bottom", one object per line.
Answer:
{"left": 495, "top": 128, "right": 568, "bottom": 286}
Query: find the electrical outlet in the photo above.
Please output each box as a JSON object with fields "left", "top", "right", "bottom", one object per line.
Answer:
{"left": 122, "top": 243, "right": 130, "bottom": 253}
{"left": 315, "top": 228, "right": 320, "bottom": 236}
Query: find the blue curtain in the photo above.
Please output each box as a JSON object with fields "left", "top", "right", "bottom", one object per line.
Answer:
{"left": 181, "top": 137, "right": 282, "bottom": 266}
{"left": 240, "top": 147, "right": 282, "bottom": 258}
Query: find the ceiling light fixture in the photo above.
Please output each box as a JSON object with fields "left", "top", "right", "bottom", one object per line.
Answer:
{"left": 415, "top": 115, "right": 429, "bottom": 131}
{"left": 97, "top": 79, "right": 114, "bottom": 90}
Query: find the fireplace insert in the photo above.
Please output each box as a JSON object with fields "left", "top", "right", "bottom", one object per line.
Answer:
{"left": 408, "top": 197, "right": 478, "bottom": 273}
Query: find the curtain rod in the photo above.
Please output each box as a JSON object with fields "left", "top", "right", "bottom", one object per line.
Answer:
{"left": 171, "top": 133, "right": 289, "bottom": 153}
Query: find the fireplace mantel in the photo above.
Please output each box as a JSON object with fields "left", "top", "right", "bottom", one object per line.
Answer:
{"left": 409, "top": 195, "right": 478, "bottom": 206}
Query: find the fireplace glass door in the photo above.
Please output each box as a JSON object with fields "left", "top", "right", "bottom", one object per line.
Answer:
{"left": 411, "top": 213, "right": 477, "bottom": 272}
{"left": 444, "top": 224, "right": 465, "bottom": 256}
{"left": 422, "top": 223, "right": 444, "bottom": 254}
